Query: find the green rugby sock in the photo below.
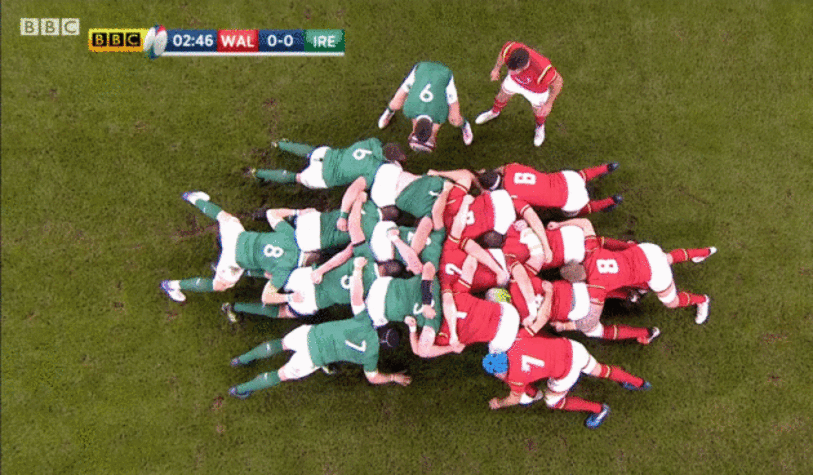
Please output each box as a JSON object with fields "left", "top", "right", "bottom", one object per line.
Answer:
{"left": 240, "top": 339, "right": 283, "bottom": 364}
{"left": 254, "top": 169, "right": 298, "bottom": 184}
{"left": 234, "top": 302, "right": 280, "bottom": 318}
{"left": 237, "top": 371, "right": 281, "bottom": 393}
{"left": 178, "top": 277, "right": 214, "bottom": 292}
{"left": 278, "top": 141, "right": 316, "bottom": 157}
{"left": 194, "top": 200, "right": 223, "bottom": 220}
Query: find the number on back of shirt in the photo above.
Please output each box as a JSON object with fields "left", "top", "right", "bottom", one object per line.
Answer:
{"left": 520, "top": 354, "right": 546, "bottom": 372}
{"left": 513, "top": 172, "right": 537, "bottom": 185}
{"left": 419, "top": 83, "right": 434, "bottom": 103}
{"left": 263, "top": 244, "right": 284, "bottom": 258}
{"left": 595, "top": 258, "right": 619, "bottom": 274}
{"left": 353, "top": 148, "right": 373, "bottom": 161}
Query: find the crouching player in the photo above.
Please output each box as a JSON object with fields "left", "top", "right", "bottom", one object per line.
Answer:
{"left": 482, "top": 330, "right": 651, "bottom": 429}
{"left": 378, "top": 61, "right": 473, "bottom": 151}
{"left": 228, "top": 257, "right": 411, "bottom": 399}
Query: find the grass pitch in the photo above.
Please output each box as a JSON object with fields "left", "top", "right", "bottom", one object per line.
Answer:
{"left": 3, "top": 0, "right": 812, "bottom": 473}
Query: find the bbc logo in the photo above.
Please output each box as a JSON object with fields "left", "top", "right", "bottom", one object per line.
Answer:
{"left": 20, "top": 18, "right": 80, "bottom": 36}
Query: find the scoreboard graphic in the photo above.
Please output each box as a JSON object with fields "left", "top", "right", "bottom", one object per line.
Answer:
{"left": 89, "top": 26, "right": 344, "bottom": 57}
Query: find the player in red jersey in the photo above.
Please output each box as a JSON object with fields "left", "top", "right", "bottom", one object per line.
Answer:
{"left": 476, "top": 41, "right": 564, "bottom": 146}
{"left": 482, "top": 330, "right": 651, "bottom": 429}
{"left": 560, "top": 220, "right": 717, "bottom": 324}
{"left": 477, "top": 162, "right": 622, "bottom": 217}
{"left": 435, "top": 293, "right": 520, "bottom": 354}
{"left": 508, "top": 275, "right": 660, "bottom": 345}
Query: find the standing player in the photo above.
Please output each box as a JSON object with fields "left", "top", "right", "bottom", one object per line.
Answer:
{"left": 378, "top": 61, "right": 473, "bottom": 151}
{"left": 482, "top": 330, "right": 651, "bottom": 429}
{"left": 477, "top": 162, "right": 622, "bottom": 217}
{"left": 475, "top": 41, "right": 564, "bottom": 146}
{"left": 248, "top": 138, "right": 405, "bottom": 190}
{"left": 160, "top": 192, "right": 306, "bottom": 303}
{"left": 228, "top": 257, "right": 411, "bottom": 399}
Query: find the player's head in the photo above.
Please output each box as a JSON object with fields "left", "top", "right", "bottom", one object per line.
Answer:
{"left": 383, "top": 143, "right": 407, "bottom": 163}
{"left": 378, "top": 259, "right": 407, "bottom": 277}
{"left": 560, "top": 263, "right": 587, "bottom": 282}
{"left": 482, "top": 352, "right": 509, "bottom": 376}
{"left": 379, "top": 205, "right": 401, "bottom": 222}
{"left": 378, "top": 326, "right": 400, "bottom": 350}
{"left": 409, "top": 117, "right": 435, "bottom": 153}
{"left": 507, "top": 48, "right": 530, "bottom": 72}
{"left": 477, "top": 170, "right": 503, "bottom": 191}
{"left": 479, "top": 231, "right": 505, "bottom": 249}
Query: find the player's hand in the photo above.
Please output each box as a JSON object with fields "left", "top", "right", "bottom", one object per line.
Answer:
{"left": 394, "top": 374, "right": 412, "bottom": 386}
{"left": 354, "top": 257, "right": 368, "bottom": 269}
{"left": 522, "top": 316, "right": 537, "bottom": 333}
{"left": 311, "top": 271, "right": 323, "bottom": 284}
{"left": 541, "top": 280, "right": 553, "bottom": 293}
{"left": 451, "top": 342, "right": 466, "bottom": 354}
{"left": 490, "top": 68, "right": 501, "bottom": 81}
{"left": 550, "top": 321, "right": 568, "bottom": 332}
{"left": 422, "top": 304, "right": 436, "bottom": 320}
{"left": 359, "top": 192, "right": 368, "bottom": 203}
{"left": 427, "top": 169, "right": 438, "bottom": 176}
{"left": 387, "top": 228, "right": 400, "bottom": 240}
{"left": 462, "top": 194, "right": 475, "bottom": 206}
{"left": 546, "top": 221, "right": 561, "bottom": 230}
{"left": 496, "top": 270, "right": 510, "bottom": 287}
{"left": 336, "top": 217, "right": 348, "bottom": 232}
{"left": 542, "top": 247, "right": 553, "bottom": 265}
{"left": 404, "top": 316, "right": 418, "bottom": 331}
{"left": 489, "top": 398, "right": 502, "bottom": 410}
{"left": 289, "top": 292, "right": 304, "bottom": 304}
{"left": 407, "top": 260, "right": 423, "bottom": 275}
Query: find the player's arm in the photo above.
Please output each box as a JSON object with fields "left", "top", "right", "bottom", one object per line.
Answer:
{"left": 338, "top": 178, "right": 368, "bottom": 231}
{"left": 404, "top": 319, "right": 462, "bottom": 358}
{"left": 428, "top": 181, "right": 453, "bottom": 231}
{"left": 510, "top": 263, "right": 537, "bottom": 319}
{"left": 427, "top": 169, "right": 475, "bottom": 189}
{"left": 547, "top": 217, "right": 595, "bottom": 237}
{"left": 265, "top": 208, "right": 297, "bottom": 229}
{"left": 462, "top": 240, "right": 509, "bottom": 286}
{"left": 490, "top": 42, "right": 512, "bottom": 81}
{"left": 538, "top": 71, "right": 563, "bottom": 117}
{"left": 347, "top": 192, "right": 367, "bottom": 244}
{"left": 349, "top": 257, "right": 367, "bottom": 313}
{"left": 409, "top": 217, "right": 433, "bottom": 256}
{"left": 391, "top": 229, "right": 422, "bottom": 274}
{"left": 521, "top": 206, "right": 553, "bottom": 264}
{"left": 419, "top": 262, "right": 438, "bottom": 319}
{"left": 260, "top": 279, "right": 295, "bottom": 305}
{"left": 489, "top": 390, "right": 523, "bottom": 410}
{"left": 442, "top": 292, "right": 460, "bottom": 345}
{"left": 525, "top": 280, "right": 554, "bottom": 335}
{"left": 365, "top": 370, "right": 411, "bottom": 386}
{"left": 312, "top": 244, "right": 353, "bottom": 284}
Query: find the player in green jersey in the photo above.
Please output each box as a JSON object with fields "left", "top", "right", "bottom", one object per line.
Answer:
{"left": 247, "top": 138, "right": 407, "bottom": 190}
{"left": 257, "top": 207, "right": 351, "bottom": 254}
{"left": 378, "top": 61, "right": 473, "bottom": 152}
{"left": 161, "top": 192, "right": 312, "bottom": 303}
{"left": 228, "top": 257, "right": 411, "bottom": 399}
{"left": 365, "top": 263, "right": 464, "bottom": 358}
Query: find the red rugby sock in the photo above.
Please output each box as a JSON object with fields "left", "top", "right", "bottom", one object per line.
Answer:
{"left": 555, "top": 396, "right": 603, "bottom": 414}
{"left": 578, "top": 164, "right": 611, "bottom": 182}
{"left": 676, "top": 292, "right": 707, "bottom": 308}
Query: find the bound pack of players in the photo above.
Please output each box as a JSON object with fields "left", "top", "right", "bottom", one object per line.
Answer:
{"left": 160, "top": 45, "right": 716, "bottom": 430}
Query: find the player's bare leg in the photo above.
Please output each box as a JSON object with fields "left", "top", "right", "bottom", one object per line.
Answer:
{"left": 475, "top": 89, "right": 512, "bottom": 124}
